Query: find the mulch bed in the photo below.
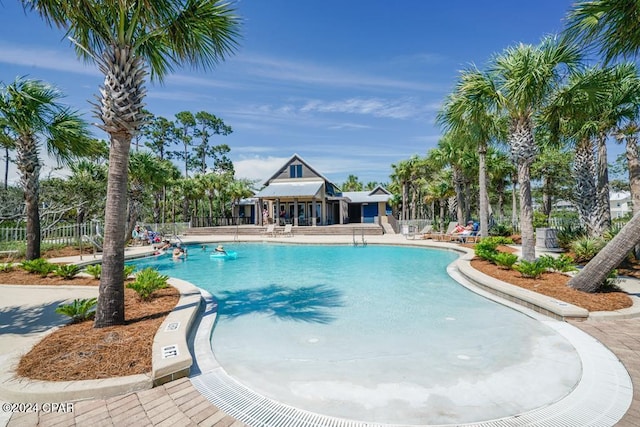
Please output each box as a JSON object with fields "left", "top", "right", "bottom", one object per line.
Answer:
{"left": 16, "top": 286, "right": 179, "bottom": 381}
{"left": 470, "top": 257, "right": 633, "bottom": 312}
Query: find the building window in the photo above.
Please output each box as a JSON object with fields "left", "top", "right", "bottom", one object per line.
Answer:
{"left": 289, "top": 164, "right": 302, "bottom": 178}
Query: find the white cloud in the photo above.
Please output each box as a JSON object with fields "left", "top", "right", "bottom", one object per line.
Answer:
{"left": 236, "top": 53, "right": 439, "bottom": 92}
{"left": 233, "top": 156, "right": 290, "bottom": 182}
{"left": 301, "top": 97, "right": 426, "bottom": 120}
{"left": 0, "top": 43, "right": 98, "bottom": 76}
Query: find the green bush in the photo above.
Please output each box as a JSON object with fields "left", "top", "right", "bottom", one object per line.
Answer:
{"left": 21, "top": 258, "right": 57, "bottom": 277}
{"left": 84, "top": 264, "right": 101, "bottom": 279}
{"left": 571, "top": 237, "right": 606, "bottom": 263}
{"left": 55, "top": 298, "right": 97, "bottom": 323}
{"left": 54, "top": 264, "right": 81, "bottom": 279}
{"left": 493, "top": 252, "right": 518, "bottom": 269}
{"left": 488, "top": 222, "right": 513, "bottom": 237}
{"left": 537, "top": 254, "right": 578, "bottom": 273}
{"left": 475, "top": 247, "right": 497, "bottom": 262}
{"left": 475, "top": 237, "right": 515, "bottom": 262}
{"left": 513, "top": 260, "right": 547, "bottom": 279}
{"left": 0, "top": 262, "right": 16, "bottom": 272}
{"left": 127, "top": 267, "right": 169, "bottom": 301}
{"left": 603, "top": 269, "right": 621, "bottom": 291}
{"left": 124, "top": 265, "right": 137, "bottom": 278}
{"left": 556, "top": 224, "right": 586, "bottom": 250}
{"left": 532, "top": 211, "right": 549, "bottom": 229}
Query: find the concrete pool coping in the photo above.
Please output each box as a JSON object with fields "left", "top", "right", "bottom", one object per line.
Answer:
{"left": 1, "top": 235, "right": 636, "bottom": 426}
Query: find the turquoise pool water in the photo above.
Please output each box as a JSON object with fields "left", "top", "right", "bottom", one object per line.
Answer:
{"left": 130, "top": 243, "right": 581, "bottom": 424}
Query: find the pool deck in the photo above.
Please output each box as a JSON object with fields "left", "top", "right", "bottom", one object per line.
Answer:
{"left": 2, "top": 233, "right": 640, "bottom": 426}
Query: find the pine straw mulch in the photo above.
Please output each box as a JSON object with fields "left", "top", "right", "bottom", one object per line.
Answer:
{"left": 16, "top": 286, "right": 179, "bottom": 381}
{"left": 467, "top": 244, "right": 633, "bottom": 312}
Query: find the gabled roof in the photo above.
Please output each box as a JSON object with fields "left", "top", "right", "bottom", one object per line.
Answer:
{"left": 263, "top": 153, "right": 338, "bottom": 188}
{"left": 342, "top": 186, "right": 392, "bottom": 203}
{"left": 254, "top": 181, "right": 324, "bottom": 198}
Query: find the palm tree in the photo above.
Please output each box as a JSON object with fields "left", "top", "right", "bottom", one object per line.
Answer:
{"left": 564, "top": 0, "right": 640, "bottom": 64}
{"left": 563, "top": 0, "right": 640, "bottom": 291}
{"left": 126, "top": 151, "right": 171, "bottom": 238}
{"left": 24, "top": 0, "right": 240, "bottom": 327}
{"left": 438, "top": 69, "right": 506, "bottom": 238}
{"left": 425, "top": 171, "right": 455, "bottom": 232}
{"left": 390, "top": 159, "right": 413, "bottom": 221}
{"left": 478, "top": 37, "right": 581, "bottom": 261}
{"left": 429, "top": 133, "right": 476, "bottom": 224}
{"left": 0, "top": 124, "right": 15, "bottom": 191}
{"left": 67, "top": 159, "right": 108, "bottom": 225}
{"left": 342, "top": 174, "right": 363, "bottom": 191}
{"left": 0, "top": 78, "right": 91, "bottom": 260}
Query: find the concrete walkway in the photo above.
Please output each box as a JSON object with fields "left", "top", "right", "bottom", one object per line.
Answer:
{"left": 2, "top": 235, "right": 640, "bottom": 426}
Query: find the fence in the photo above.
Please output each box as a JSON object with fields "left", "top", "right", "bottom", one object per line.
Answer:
{"left": 0, "top": 223, "right": 93, "bottom": 246}
{"left": 0, "top": 222, "right": 191, "bottom": 244}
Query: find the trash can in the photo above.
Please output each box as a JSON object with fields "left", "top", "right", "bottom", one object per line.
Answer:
{"left": 535, "top": 228, "right": 558, "bottom": 249}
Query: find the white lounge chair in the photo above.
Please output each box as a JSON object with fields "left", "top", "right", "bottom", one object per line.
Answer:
{"left": 261, "top": 224, "right": 277, "bottom": 237}
{"left": 281, "top": 224, "right": 293, "bottom": 237}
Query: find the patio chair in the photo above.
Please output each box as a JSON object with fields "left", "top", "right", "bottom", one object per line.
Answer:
{"left": 432, "top": 222, "right": 458, "bottom": 241}
{"left": 281, "top": 224, "right": 294, "bottom": 237}
{"left": 465, "top": 224, "right": 482, "bottom": 243}
{"left": 261, "top": 223, "right": 277, "bottom": 237}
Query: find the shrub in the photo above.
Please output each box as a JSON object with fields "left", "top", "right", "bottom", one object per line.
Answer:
{"left": 532, "top": 211, "right": 549, "bottom": 229}
{"left": 54, "top": 264, "right": 81, "bottom": 280}
{"left": 488, "top": 222, "right": 512, "bottom": 237}
{"left": 556, "top": 224, "right": 586, "bottom": 250}
{"left": 537, "top": 254, "right": 578, "bottom": 273}
{"left": 21, "top": 258, "right": 57, "bottom": 277}
{"left": 55, "top": 298, "right": 97, "bottom": 323}
{"left": 474, "top": 237, "right": 515, "bottom": 262}
{"left": 84, "top": 264, "right": 101, "bottom": 279}
{"left": 571, "top": 237, "right": 606, "bottom": 263}
{"left": 513, "top": 260, "right": 547, "bottom": 279}
{"left": 124, "top": 265, "right": 137, "bottom": 278}
{"left": 603, "top": 269, "right": 621, "bottom": 291}
{"left": 0, "top": 262, "right": 16, "bottom": 272}
{"left": 127, "top": 267, "right": 169, "bottom": 301}
{"left": 493, "top": 252, "right": 518, "bottom": 269}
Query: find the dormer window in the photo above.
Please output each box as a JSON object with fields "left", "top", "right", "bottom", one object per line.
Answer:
{"left": 289, "top": 164, "right": 303, "bottom": 178}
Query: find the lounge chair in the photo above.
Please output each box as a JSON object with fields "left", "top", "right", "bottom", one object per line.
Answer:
{"left": 281, "top": 224, "right": 293, "bottom": 237}
{"left": 466, "top": 224, "right": 481, "bottom": 243}
{"left": 431, "top": 222, "right": 458, "bottom": 241}
{"left": 261, "top": 224, "right": 277, "bottom": 237}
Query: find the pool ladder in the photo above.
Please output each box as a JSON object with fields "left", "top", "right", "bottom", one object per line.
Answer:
{"left": 352, "top": 229, "right": 367, "bottom": 247}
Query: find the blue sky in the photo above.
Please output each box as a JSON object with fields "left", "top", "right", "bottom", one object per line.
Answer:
{"left": 0, "top": 0, "right": 576, "bottom": 186}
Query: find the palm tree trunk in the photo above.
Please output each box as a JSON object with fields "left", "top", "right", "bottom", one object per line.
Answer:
{"left": 595, "top": 133, "right": 611, "bottom": 235}
{"left": 16, "top": 135, "right": 41, "bottom": 260}
{"left": 574, "top": 138, "right": 598, "bottom": 236}
{"left": 511, "top": 175, "right": 518, "bottom": 229}
{"left": 569, "top": 210, "right": 640, "bottom": 292}
{"left": 95, "top": 132, "right": 130, "bottom": 327}
{"left": 401, "top": 182, "right": 407, "bottom": 221}
{"left": 626, "top": 134, "right": 640, "bottom": 217}
{"left": 510, "top": 121, "right": 536, "bottom": 261}
{"left": 3, "top": 146, "right": 9, "bottom": 191}
{"left": 453, "top": 167, "right": 464, "bottom": 223}
{"left": 542, "top": 175, "right": 552, "bottom": 219}
{"left": 517, "top": 160, "right": 535, "bottom": 261}
{"left": 478, "top": 144, "right": 489, "bottom": 237}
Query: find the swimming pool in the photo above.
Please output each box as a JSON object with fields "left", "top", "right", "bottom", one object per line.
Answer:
{"left": 130, "top": 243, "right": 582, "bottom": 424}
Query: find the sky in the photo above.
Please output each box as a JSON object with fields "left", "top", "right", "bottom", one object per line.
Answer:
{"left": 0, "top": 0, "right": 578, "bottom": 187}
